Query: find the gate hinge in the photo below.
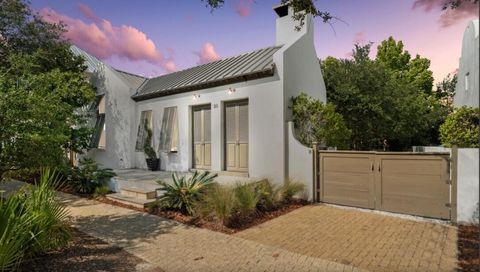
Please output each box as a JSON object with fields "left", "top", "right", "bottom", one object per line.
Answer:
{"left": 445, "top": 203, "right": 451, "bottom": 208}
{"left": 445, "top": 179, "right": 452, "bottom": 185}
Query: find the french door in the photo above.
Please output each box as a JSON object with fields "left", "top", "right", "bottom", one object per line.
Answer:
{"left": 192, "top": 105, "right": 211, "bottom": 169}
{"left": 225, "top": 100, "right": 248, "bottom": 172}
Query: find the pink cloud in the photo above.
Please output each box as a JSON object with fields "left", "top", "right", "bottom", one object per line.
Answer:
{"left": 78, "top": 3, "right": 101, "bottom": 23}
{"left": 194, "top": 42, "right": 221, "bottom": 65}
{"left": 412, "top": 0, "right": 479, "bottom": 28}
{"left": 39, "top": 5, "right": 176, "bottom": 73}
{"left": 353, "top": 31, "right": 366, "bottom": 44}
{"left": 235, "top": 0, "right": 254, "bottom": 17}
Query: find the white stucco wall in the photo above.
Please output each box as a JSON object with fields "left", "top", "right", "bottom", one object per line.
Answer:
{"left": 457, "top": 148, "right": 480, "bottom": 224}
{"left": 133, "top": 77, "right": 286, "bottom": 184}
{"left": 83, "top": 67, "right": 137, "bottom": 169}
{"left": 287, "top": 122, "right": 314, "bottom": 200}
{"left": 454, "top": 20, "right": 479, "bottom": 108}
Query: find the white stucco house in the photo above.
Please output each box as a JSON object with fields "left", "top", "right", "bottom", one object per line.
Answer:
{"left": 453, "top": 19, "right": 479, "bottom": 108}
{"left": 74, "top": 4, "right": 326, "bottom": 185}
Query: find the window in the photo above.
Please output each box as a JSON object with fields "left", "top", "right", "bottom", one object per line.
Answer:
{"left": 465, "top": 72, "right": 470, "bottom": 91}
{"left": 159, "top": 107, "right": 178, "bottom": 152}
{"left": 135, "top": 110, "right": 153, "bottom": 151}
{"left": 90, "top": 96, "right": 106, "bottom": 149}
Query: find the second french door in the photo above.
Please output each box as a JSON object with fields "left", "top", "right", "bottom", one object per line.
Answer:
{"left": 225, "top": 100, "right": 248, "bottom": 172}
{"left": 192, "top": 105, "right": 211, "bottom": 169}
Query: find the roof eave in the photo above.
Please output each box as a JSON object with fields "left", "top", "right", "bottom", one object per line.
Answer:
{"left": 131, "top": 66, "right": 276, "bottom": 102}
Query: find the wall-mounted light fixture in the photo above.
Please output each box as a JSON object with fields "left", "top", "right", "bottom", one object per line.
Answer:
{"left": 193, "top": 94, "right": 200, "bottom": 100}
{"left": 227, "top": 87, "right": 236, "bottom": 95}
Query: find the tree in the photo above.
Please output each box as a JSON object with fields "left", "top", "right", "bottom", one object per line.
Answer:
{"left": 202, "top": 0, "right": 333, "bottom": 29}
{"left": 376, "top": 37, "right": 434, "bottom": 94}
{"left": 0, "top": 0, "right": 95, "bottom": 178}
{"left": 440, "top": 107, "right": 480, "bottom": 148}
{"left": 291, "top": 93, "right": 351, "bottom": 149}
{"left": 322, "top": 42, "right": 445, "bottom": 150}
{"left": 435, "top": 73, "right": 457, "bottom": 107}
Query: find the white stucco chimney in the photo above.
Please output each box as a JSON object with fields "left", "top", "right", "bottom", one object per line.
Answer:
{"left": 274, "top": 3, "right": 312, "bottom": 46}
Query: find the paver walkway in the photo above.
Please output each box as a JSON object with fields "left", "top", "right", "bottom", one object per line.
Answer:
{"left": 235, "top": 205, "right": 458, "bottom": 272}
{"left": 59, "top": 192, "right": 365, "bottom": 272}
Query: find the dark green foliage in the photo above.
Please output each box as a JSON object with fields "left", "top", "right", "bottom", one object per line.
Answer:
{"left": 67, "top": 158, "right": 116, "bottom": 194}
{"left": 322, "top": 41, "right": 448, "bottom": 150}
{"left": 0, "top": 0, "right": 96, "bottom": 179}
{"left": 157, "top": 171, "right": 218, "bottom": 215}
{"left": 440, "top": 107, "right": 480, "bottom": 148}
{"left": 292, "top": 92, "right": 351, "bottom": 148}
{"left": 143, "top": 121, "right": 157, "bottom": 159}
{"left": 0, "top": 169, "right": 71, "bottom": 270}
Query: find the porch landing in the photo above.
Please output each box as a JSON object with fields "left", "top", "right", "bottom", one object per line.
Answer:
{"left": 106, "top": 169, "right": 253, "bottom": 208}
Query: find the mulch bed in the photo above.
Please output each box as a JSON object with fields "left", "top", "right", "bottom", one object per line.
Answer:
{"left": 97, "top": 196, "right": 308, "bottom": 234}
{"left": 457, "top": 224, "right": 480, "bottom": 272}
{"left": 18, "top": 229, "right": 163, "bottom": 272}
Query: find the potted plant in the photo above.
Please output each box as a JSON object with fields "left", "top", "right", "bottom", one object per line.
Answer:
{"left": 143, "top": 121, "right": 159, "bottom": 171}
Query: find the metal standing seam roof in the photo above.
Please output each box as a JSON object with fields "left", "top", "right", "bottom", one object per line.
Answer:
{"left": 132, "top": 45, "right": 282, "bottom": 101}
{"left": 70, "top": 45, "right": 104, "bottom": 73}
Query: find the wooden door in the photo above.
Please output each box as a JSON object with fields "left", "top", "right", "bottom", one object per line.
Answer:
{"left": 192, "top": 105, "right": 211, "bottom": 169}
{"left": 225, "top": 100, "right": 248, "bottom": 172}
{"left": 319, "top": 152, "right": 375, "bottom": 209}
{"left": 374, "top": 154, "right": 450, "bottom": 219}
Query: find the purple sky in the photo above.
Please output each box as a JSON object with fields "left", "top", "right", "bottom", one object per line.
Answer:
{"left": 33, "top": 0, "right": 479, "bottom": 83}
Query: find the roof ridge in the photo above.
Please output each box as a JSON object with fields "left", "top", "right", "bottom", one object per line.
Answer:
{"left": 114, "top": 68, "right": 146, "bottom": 79}
{"left": 148, "top": 45, "right": 281, "bottom": 81}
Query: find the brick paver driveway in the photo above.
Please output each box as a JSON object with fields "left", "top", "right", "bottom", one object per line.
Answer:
{"left": 235, "top": 204, "right": 458, "bottom": 272}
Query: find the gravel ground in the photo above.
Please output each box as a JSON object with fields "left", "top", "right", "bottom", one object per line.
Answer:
{"left": 19, "top": 229, "right": 163, "bottom": 272}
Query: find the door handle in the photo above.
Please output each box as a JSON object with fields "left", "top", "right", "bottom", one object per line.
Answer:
{"left": 378, "top": 164, "right": 381, "bottom": 172}
{"left": 371, "top": 162, "right": 374, "bottom": 171}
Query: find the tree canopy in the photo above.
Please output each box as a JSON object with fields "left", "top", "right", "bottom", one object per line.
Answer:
{"left": 322, "top": 40, "right": 448, "bottom": 151}
{"left": 0, "top": 0, "right": 95, "bottom": 178}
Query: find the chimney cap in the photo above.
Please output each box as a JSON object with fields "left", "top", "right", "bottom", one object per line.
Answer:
{"left": 273, "top": 3, "right": 289, "bottom": 17}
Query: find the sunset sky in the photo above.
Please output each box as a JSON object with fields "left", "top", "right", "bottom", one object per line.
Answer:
{"left": 33, "top": 0, "right": 479, "bottom": 83}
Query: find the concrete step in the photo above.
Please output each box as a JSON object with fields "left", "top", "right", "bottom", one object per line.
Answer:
{"left": 106, "top": 193, "right": 157, "bottom": 209}
{"left": 120, "top": 186, "right": 157, "bottom": 200}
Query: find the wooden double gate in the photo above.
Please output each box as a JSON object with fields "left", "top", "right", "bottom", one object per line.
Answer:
{"left": 314, "top": 151, "right": 452, "bottom": 220}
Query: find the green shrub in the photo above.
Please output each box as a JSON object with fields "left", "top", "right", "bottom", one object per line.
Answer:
{"left": 143, "top": 121, "right": 157, "bottom": 159}
{"left": 279, "top": 179, "right": 305, "bottom": 203}
{"left": 24, "top": 169, "right": 71, "bottom": 255}
{"left": 93, "top": 185, "right": 110, "bottom": 197}
{"left": 196, "top": 184, "right": 235, "bottom": 225}
{"left": 252, "top": 179, "right": 282, "bottom": 211}
{"left": 292, "top": 93, "right": 351, "bottom": 148}
{"left": 439, "top": 106, "right": 479, "bottom": 148}
{"left": 233, "top": 183, "right": 259, "bottom": 218}
{"left": 67, "top": 158, "right": 116, "bottom": 194}
{"left": 157, "top": 171, "right": 217, "bottom": 215}
{"left": 0, "top": 193, "right": 33, "bottom": 271}
{"left": 0, "top": 169, "right": 71, "bottom": 270}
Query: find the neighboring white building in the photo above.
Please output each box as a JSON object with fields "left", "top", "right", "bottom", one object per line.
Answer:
{"left": 453, "top": 19, "right": 479, "bottom": 108}
{"left": 73, "top": 4, "right": 326, "bottom": 185}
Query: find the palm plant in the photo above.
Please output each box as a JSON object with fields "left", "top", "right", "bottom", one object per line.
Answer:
{"left": 0, "top": 169, "right": 71, "bottom": 270}
{"left": 157, "top": 171, "right": 217, "bottom": 215}
{"left": 68, "top": 158, "right": 116, "bottom": 194}
{"left": 25, "top": 169, "right": 71, "bottom": 255}
{"left": 0, "top": 193, "right": 33, "bottom": 271}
